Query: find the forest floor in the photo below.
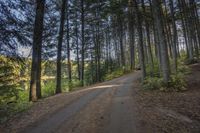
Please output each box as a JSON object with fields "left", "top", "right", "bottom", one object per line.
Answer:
{"left": 0, "top": 63, "right": 200, "bottom": 133}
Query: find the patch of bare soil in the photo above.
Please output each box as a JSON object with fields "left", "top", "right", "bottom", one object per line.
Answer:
{"left": 56, "top": 87, "right": 116, "bottom": 133}
{"left": 133, "top": 63, "right": 200, "bottom": 133}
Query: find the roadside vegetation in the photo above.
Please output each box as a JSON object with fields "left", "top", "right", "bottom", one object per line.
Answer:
{"left": 143, "top": 57, "right": 191, "bottom": 92}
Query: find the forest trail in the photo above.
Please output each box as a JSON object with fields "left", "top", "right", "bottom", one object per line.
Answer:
{"left": 3, "top": 71, "right": 142, "bottom": 133}
{"left": 2, "top": 63, "right": 200, "bottom": 133}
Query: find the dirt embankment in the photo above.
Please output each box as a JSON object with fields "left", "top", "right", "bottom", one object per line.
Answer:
{"left": 133, "top": 63, "right": 200, "bottom": 133}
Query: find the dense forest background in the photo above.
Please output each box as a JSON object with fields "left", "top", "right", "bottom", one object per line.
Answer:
{"left": 0, "top": 0, "right": 199, "bottom": 122}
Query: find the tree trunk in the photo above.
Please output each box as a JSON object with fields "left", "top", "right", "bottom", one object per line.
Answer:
{"left": 178, "top": 0, "right": 189, "bottom": 58}
{"left": 169, "top": 0, "right": 178, "bottom": 73}
{"left": 141, "top": 0, "right": 154, "bottom": 76}
{"left": 66, "top": 0, "right": 72, "bottom": 82}
{"left": 181, "top": 0, "right": 194, "bottom": 61}
{"left": 75, "top": 25, "right": 80, "bottom": 81}
{"left": 189, "top": 0, "right": 199, "bottom": 59}
{"left": 152, "top": 0, "right": 170, "bottom": 83}
{"left": 128, "top": 3, "right": 136, "bottom": 71}
{"left": 74, "top": 3, "right": 80, "bottom": 80}
{"left": 149, "top": 0, "right": 162, "bottom": 77}
{"left": 134, "top": 0, "right": 146, "bottom": 81}
{"left": 81, "top": 0, "right": 85, "bottom": 86}
{"left": 118, "top": 15, "right": 125, "bottom": 67}
{"left": 29, "top": 0, "right": 45, "bottom": 101}
{"left": 56, "top": 0, "right": 66, "bottom": 94}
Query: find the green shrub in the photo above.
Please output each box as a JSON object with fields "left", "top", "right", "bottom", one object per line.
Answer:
{"left": 146, "top": 60, "right": 161, "bottom": 77}
{"left": 0, "top": 56, "right": 22, "bottom": 106}
{"left": 42, "top": 80, "right": 56, "bottom": 97}
{"left": 69, "top": 80, "right": 82, "bottom": 91}
{"left": 177, "top": 61, "right": 191, "bottom": 74}
{"left": 169, "top": 74, "right": 187, "bottom": 91}
{"left": 143, "top": 74, "right": 187, "bottom": 92}
{"left": 143, "top": 77, "right": 163, "bottom": 90}
{"left": 0, "top": 90, "right": 31, "bottom": 123}
{"left": 185, "top": 58, "right": 198, "bottom": 65}
{"left": 0, "top": 56, "right": 29, "bottom": 123}
{"left": 104, "top": 68, "right": 124, "bottom": 81}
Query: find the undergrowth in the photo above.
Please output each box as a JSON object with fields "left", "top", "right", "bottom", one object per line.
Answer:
{"left": 0, "top": 91, "right": 31, "bottom": 123}
{"left": 0, "top": 79, "right": 82, "bottom": 123}
{"left": 104, "top": 68, "right": 132, "bottom": 81}
{"left": 143, "top": 60, "right": 190, "bottom": 92}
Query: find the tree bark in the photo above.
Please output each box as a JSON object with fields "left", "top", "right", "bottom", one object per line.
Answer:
{"left": 75, "top": 17, "right": 80, "bottom": 81}
{"left": 152, "top": 0, "right": 170, "bottom": 83}
{"left": 81, "top": 0, "right": 85, "bottom": 86}
{"left": 128, "top": 0, "right": 135, "bottom": 70}
{"left": 29, "top": 0, "right": 45, "bottom": 101}
{"left": 56, "top": 0, "right": 66, "bottom": 94}
{"left": 169, "top": 0, "right": 178, "bottom": 73}
{"left": 141, "top": 0, "right": 154, "bottom": 76}
{"left": 134, "top": 0, "right": 146, "bottom": 81}
{"left": 118, "top": 15, "right": 125, "bottom": 67}
{"left": 66, "top": 0, "right": 72, "bottom": 82}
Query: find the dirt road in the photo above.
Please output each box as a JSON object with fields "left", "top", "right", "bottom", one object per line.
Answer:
{"left": 8, "top": 71, "right": 141, "bottom": 133}
{"left": 2, "top": 65, "right": 200, "bottom": 133}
